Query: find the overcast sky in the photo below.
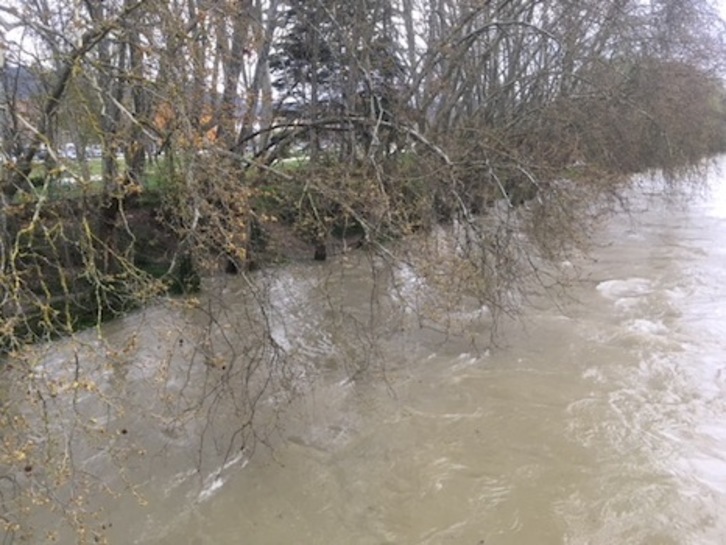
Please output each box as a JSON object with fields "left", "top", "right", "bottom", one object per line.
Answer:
{"left": 2, "top": 1, "right": 726, "bottom": 62}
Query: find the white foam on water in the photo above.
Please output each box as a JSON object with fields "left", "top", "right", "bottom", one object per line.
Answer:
{"left": 596, "top": 278, "right": 653, "bottom": 300}
{"left": 198, "top": 477, "right": 225, "bottom": 502}
{"left": 624, "top": 318, "right": 668, "bottom": 336}
{"left": 613, "top": 297, "right": 641, "bottom": 313}
{"left": 197, "top": 453, "right": 249, "bottom": 503}
{"left": 164, "top": 468, "right": 197, "bottom": 498}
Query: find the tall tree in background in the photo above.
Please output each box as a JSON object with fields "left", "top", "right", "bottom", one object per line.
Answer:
{"left": 0, "top": 0, "right": 725, "bottom": 541}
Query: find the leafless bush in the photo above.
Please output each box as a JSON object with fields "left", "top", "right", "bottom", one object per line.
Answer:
{"left": 1, "top": 0, "right": 725, "bottom": 540}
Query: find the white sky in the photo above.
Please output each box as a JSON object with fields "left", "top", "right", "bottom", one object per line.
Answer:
{"left": 2, "top": 1, "right": 726, "bottom": 62}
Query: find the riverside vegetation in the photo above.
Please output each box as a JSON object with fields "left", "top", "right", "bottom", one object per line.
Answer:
{"left": 1, "top": 0, "right": 726, "bottom": 541}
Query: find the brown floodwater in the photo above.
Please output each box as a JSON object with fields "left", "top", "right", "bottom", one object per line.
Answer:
{"left": 13, "top": 159, "right": 726, "bottom": 545}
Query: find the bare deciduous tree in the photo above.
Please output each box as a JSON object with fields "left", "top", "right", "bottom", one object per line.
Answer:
{"left": 0, "top": 0, "right": 725, "bottom": 541}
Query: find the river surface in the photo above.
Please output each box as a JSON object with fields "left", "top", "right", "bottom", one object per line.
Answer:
{"left": 12, "top": 159, "right": 726, "bottom": 544}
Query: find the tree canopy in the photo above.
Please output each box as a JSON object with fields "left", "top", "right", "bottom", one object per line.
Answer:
{"left": 1, "top": 0, "right": 726, "bottom": 541}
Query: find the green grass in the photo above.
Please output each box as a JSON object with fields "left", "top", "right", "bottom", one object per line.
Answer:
{"left": 275, "top": 155, "right": 309, "bottom": 171}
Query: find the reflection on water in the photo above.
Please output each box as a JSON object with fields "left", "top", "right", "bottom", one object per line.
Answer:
{"left": 15, "top": 159, "right": 726, "bottom": 544}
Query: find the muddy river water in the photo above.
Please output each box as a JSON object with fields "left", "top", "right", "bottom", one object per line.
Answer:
{"left": 18, "top": 159, "right": 726, "bottom": 544}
